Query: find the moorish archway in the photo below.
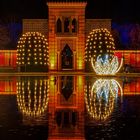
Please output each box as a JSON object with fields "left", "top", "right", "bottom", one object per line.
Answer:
{"left": 60, "top": 76, "right": 73, "bottom": 100}
{"left": 61, "top": 44, "right": 73, "bottom": 70}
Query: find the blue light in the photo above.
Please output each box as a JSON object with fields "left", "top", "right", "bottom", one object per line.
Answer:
{"left": 112, "top": 22, "right": 133, "bottom": 48}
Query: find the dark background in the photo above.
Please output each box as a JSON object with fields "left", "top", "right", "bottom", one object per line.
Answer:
{"left": 0, "top": 0, "right": 139, "bottom": 23}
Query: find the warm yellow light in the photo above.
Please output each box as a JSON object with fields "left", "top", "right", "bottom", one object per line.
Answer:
{"left": 17, "top": 79, "right": 49, "bottom": 117}
{"left": 85, "top": 79, "right": 122, "bottom": 121}
{"left": 17, "top": 31, "right": 49, "bottom": 67}
{"left": 50, "top": 63, "right": 54, "bottom": 69}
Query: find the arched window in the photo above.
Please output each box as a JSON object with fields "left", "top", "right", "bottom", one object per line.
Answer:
{"left": 64, "top": 18, "right": 70, "bottom": 32}
{"left": 57, "top": 18, "right": 62, "bottom": 33}
{"left": 72, "top": 18, "right": 77, "bottom": 33}
{"left": 61, "top": 44, "right": 73, "bottom": 69}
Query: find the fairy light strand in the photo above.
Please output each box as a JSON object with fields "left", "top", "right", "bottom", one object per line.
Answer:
{"left": 85, "top": 79, "right": 123, "bottom": 121}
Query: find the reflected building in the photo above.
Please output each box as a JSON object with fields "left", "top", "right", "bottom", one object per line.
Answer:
{"left": 122, "top": 78, "right": 140, "bottom": 95}
{"left": 1, "top": 75, "right": 140, "bottom": 139}
{"left": 85, "top": 78, "right": 123, "bottom": 122}
{"left": 16, "top": 77, "right": 49, "bottom": 125}
{"left": 0, "top": 77, "right": 16, "bottom": 94}
{"left": 48, "top": 76, "right": 85, "bottom": 140}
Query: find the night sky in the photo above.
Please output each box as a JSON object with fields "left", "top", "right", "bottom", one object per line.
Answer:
{"left": 0, "top": 0, "right": 140, "bottom": 23}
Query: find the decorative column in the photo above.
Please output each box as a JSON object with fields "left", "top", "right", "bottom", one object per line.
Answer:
{"left": 57, "top": 51, "right": 60, "bottom": 71}
{"left": 73, "top": 51, "right": 76, "bottom": 70}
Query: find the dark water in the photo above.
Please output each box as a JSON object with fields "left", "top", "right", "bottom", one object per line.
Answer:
{"left": 0, "top": 76, "right": 140, "bottom": 140}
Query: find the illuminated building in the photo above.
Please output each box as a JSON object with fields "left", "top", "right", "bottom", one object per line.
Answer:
{"left": 0, "top": 0, "right": 139, "bottom": 72}
{"left": 0, "top": 0, "right": 111, "bottom": 72}
{"left": 0, "top": 50, "right": 17, "bottom": 70}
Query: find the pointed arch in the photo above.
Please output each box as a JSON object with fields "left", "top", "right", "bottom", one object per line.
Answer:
{"left": 72, "top": 18, "right": 77, "bottom": 33}
{"left": 61, "top": 44, "right": 73, "bottom": 69}
{"left": 64, "top": 18, "right": 70, "bottom": 32}
{"left": 56, "top": 18, "right": 62, "bottom": 33}
{"left": 61, "top": 76, "right": 73, "bottom": 100}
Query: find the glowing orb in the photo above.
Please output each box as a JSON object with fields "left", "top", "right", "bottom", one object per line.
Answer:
{"left": 85, "top": 28, "right": 115, "bottom": 62}
{"left": 85, "top": 28, "right": 123, "bottom": 74}
{"left": 85, "top": 79, "right": 122, "bottom": 122}
{"left": 91, "top": 54, "right": 123, "bottom": 75}
{"left": 17, "top": 32, "right": 49, "bottom": 66}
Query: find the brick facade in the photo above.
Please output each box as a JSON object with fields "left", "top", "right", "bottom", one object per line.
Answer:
{"left": 23, "top": 19, "right": 48, "bottom": 36}
{"left": 3, "top": 1, "right": 140, "bottom": 72}
{"left": 22, "top": 3, "right": 111, "bottom": 71}
{"left": 85, "top": 19, "right": 111, "bottom": 37}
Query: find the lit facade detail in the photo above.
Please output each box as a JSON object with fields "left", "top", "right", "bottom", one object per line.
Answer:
{"left": 0, "top": 50, "right": 17, "bottom": 68}
{"left": 85, "top": 79, "right": 123, "bottom": 121}
{"left": 47, "top": 1, "right": 87, "bottom": 71}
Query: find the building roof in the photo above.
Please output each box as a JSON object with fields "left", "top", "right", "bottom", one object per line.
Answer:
{"left": 47, "top": 0, "right": 86, "bottom": 2}
{"left": 47, "top": 0, "right": 87, "bottom": 7}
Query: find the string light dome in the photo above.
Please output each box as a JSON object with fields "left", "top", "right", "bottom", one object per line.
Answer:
{"left": 85, "top": 28, "right": 115, "bottom": 62}
{"left": 85, "top": 28, "right": 123, "bottom": 75}
{"left": 85, "top": 79, "right": 122, "bottom": 122}
{"left": 17, "top": 77, "right": 49, "bottom": 117}
{"left": 17, "top": 32, "right": 49, "bottom": 72}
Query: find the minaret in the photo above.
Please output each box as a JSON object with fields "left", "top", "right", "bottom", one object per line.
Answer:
{"left": 47, "top": 0, "right": 87, "bottom": 71}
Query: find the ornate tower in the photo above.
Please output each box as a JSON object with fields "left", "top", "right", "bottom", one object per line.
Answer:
{"left": 47, "top": 0, "right": 87, "bottom": 71}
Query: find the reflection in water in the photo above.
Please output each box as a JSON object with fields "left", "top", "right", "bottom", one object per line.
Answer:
{"left": 61, "top": 76, "right": 73, "bottom": 100}
{"left": 17, "top": 77, "right": 49, "bottom": 117}
{"left": 48, "top": 76, "right": 85, "bottom": 140}
{"left": 1, "top": 76, "right": 140, "bottom": 139}
{"left": 55, "top": 110, "right": 78, "bottom": 128}
{"left": 0, "top": 77, "right": 16, "bottom": 94}
{"left": 85, "top": 79, "right": 123, "bottom": 122}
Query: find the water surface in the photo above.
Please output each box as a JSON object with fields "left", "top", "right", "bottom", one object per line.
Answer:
{"left": 0, "top": 76, "right": 140, "bottom": 140}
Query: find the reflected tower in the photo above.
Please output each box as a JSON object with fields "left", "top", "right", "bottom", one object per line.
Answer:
{"left": 85, "top": 78, "right": 123, "bottom": 122}
{"left": 48, "top": 76, "right": 85, "bottom": 140}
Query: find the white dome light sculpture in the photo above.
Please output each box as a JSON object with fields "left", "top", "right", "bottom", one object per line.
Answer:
{"left": 85, "top": 28, "right": 123, "bottom": 75}
{"left": 91, "top": 54, "right": 123, "bottom": 75}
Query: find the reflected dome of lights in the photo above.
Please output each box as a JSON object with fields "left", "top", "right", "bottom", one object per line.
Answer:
{"left": 17, "top": 77, "right": 49, "bottom": 117}
{"left": 85, "top": 79, "right": 123, "bottom": 122}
